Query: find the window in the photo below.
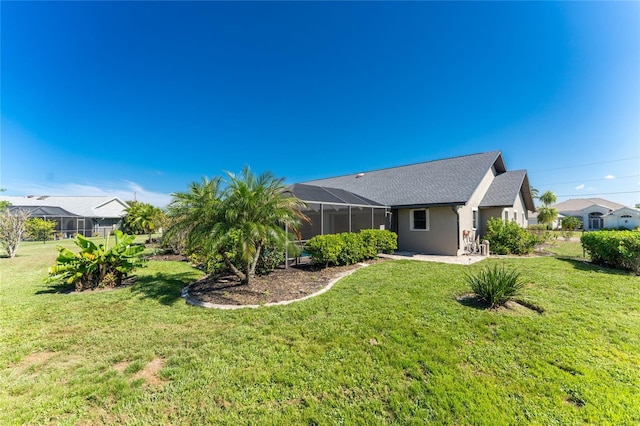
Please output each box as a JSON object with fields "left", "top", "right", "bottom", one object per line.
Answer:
{"left": 472, "top": 208, "right": 478, "bottom": 229}
{"left": 411, "top": 209, "right": 429, "bottom": 231}
{"left": 513, "top": 211, "right": 518, "bottom": 222}
{"left": 503, "top": 210, "right": 509, "bottom": 222}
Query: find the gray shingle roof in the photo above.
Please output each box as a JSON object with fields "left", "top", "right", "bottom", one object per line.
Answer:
{"left": 8, "top": 205, "right": 79, "bottom": 217}
{"left": 303, "top": 151, "right": 506, "bottom": 207}
{"left": 0, "top": 196, "right": 128, "bottom": 218}
{"left": 479, "top": 170, "right": 536, "bottom": 211}
{"left": 288, "top": 183, "right": 384, "bottom": 206}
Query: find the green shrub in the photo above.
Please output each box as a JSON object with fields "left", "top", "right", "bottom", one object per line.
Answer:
{"left": 46, "top": 231, "right": 146, "bottom": 291}
{"left": 360, "top": 229, "right": 398, "bottom": 254}
{"left": 305, "top": 234, "right": 344, "bottom": 267}
{"left": 581, "top": 230, "right": 640, "bottom": 274}
{"left": 486, "top": 218, "right": 538, "bottom": 255}
{"left": 466, "top": 264, "right": 525, "bottom": 308}
{"left": 305, "top": 230, "right": 398, "bottom": 267}
{"left": 562, "top": 216, "right": 582, "bottom": 231}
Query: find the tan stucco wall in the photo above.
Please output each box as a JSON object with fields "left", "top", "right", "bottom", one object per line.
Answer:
{"left": 396, "top": 207, "right": 458, "bottom": 255}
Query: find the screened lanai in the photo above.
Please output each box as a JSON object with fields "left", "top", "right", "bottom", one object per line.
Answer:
{"left": 9, "top": 205, "right": 83, "bottom": 238}
{"left": 288, "top": 184, "right": 390, "bottom": 241}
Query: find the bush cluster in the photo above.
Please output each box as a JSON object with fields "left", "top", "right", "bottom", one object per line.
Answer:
{"left": 485, "top": 218, "right": 539, "bottom": 255}
{"left": 304, "top": 229, "right": 398, "bottom": 267}
{"left": 581, "top": 230, "right": 640, "bottom": 274}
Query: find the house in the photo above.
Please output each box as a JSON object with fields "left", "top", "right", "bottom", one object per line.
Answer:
{"left": 551, "top": 198, "right": 627, "bottom": 231}
{"left": 603, "top": 206, "right": 640, "bottom": 230}
{"left": 527, "top": 211, "right": 564, "bottom": 229}
{"left": 0, "top": 195, "right": 129, "bottom": 237}
{"left": 295, "top": 151, "right": 535, "bottom": 256}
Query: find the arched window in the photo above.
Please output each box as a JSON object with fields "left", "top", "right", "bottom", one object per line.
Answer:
{"left": 588, "top": 212, "right": 603, "bottom": 230}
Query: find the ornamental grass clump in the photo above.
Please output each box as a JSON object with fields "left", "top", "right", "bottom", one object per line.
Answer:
{"left": 466, "top": 264, "right": 525, "bottom": 308}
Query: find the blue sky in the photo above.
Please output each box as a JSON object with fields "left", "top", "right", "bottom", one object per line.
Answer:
{"left": 2, "top": 1, "right": 639, "bottom": 207}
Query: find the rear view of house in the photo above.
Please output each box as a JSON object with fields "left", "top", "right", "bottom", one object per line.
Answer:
{"left": 1, "top": 195, "right": 129, "bottom": 238}
{"left": 297, "top": 151, "right": 535, "bottom": 256}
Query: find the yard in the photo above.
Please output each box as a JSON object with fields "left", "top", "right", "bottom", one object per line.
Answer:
{"left": 1, "top": 238, "right": 638, "bottom": 424}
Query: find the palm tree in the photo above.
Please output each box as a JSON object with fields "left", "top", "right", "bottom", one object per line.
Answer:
{"left": 530, "top": 187, "right": 539, "bottom": 200}
{"left": 537, "top": 191, "right": 558, "bottom": 229}
{"left": 124, "top": 202, "right": 165, "bottom": 242}
{"left": 539, "top": 191, "right": 557, "bottom": 207}
{"left": 165, "top": 176, "right": 224, "bottom": 252}
{"left": 211, "top": 167, "right": 306, "bottom": 285}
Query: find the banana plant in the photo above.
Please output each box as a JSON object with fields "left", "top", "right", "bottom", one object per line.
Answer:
{"left": 47, "top": 230, "right": 146, "bottom": 291}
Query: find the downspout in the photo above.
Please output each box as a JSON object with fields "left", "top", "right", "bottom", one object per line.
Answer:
{"left": 452, "top": 205, "right": 461, "bottom": 253}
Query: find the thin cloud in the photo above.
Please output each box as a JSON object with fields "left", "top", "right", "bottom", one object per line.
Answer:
{"left": 6, "top": 181, "right": 172, "bottom": 207}
{"left": 604, "top": 175, "right": 615, "bottom": 179}
{"left": 575, "top": 184, "right": 585, "bottom": 190}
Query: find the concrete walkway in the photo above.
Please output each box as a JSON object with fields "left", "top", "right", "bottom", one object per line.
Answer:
{"left": 379, "top": 252, "right": 487, "bottom": 265}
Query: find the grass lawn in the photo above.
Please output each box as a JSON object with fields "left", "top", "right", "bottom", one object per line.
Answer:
{"left": 1, "top": 238, "right": 639, "bottom": 424}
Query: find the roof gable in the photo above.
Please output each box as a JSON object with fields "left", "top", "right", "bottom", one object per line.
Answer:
{"left": 303, "top": 151, "right": 504, "bottom": 207}
{"left": 479, "top": 170, "right": 536, "bottom": 211}
{"left": 0, "top": 196, "right": 129, "bottom": 218}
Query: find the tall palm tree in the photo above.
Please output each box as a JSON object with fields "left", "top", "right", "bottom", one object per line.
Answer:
{"left": 539, "top": 191, "right": 557, "bottom": 207}
{"left": 537, "top": 190, "right": 558, "bottom": 229}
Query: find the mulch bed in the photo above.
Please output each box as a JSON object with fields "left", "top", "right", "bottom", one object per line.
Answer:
{"left": 186, "top": 258, "right": 387, "bottom": 306}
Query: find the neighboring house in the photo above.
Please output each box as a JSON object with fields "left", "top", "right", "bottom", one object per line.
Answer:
{"left": 527, "top": 211, "right": 564, "bottom": 229}
{"left": 297, "top": 151, "right": 535, "bottom": 256}
{"left": 603, "top": 207, "right": 640, "bottom": 230}
{"left": 0, "top": 195, "right": 129, "bottom": 237}
{"left": 552, "top": 198, "right": 627, "bottom": 231}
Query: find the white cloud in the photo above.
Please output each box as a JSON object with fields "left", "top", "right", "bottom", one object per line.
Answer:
{"left": 604, "top": 174, "right": 615, "bottom": 179}
{"left": 575, "top": 184, "right": 585, "bottom": 190}
{"left": 5, "top": 180, "right": 172, "bottom": 207}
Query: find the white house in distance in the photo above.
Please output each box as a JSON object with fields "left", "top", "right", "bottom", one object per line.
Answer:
{"left": 550, "top": 198, "right": 628, "bottom": 231}
{"left": 603, "top": 206, "right": 640, "bottom": 230}
{"left": 1, "top": 195, "right": 129, "bottom": 237}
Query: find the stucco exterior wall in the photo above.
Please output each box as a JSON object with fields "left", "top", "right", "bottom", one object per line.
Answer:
{"left": 560, "top": 206, "right": 612, "bottom": 230}
{"left": 396, "top": 206, "right": 458, "bottom": 255}
{"left": 603, "top": 208, "right": 640, "bottom": 230}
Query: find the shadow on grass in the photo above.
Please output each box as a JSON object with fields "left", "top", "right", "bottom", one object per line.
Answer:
{"left": 455, "top": 294, "right": 487, "bottom": 310}
{"left": 555, "top": 257, "right": 634, "bottom": 276}
{"left": 129, "top": 272, "right": 197, "bottom": 306}
{"left": 35, "top": 282, "right": 75, "bottom": 294}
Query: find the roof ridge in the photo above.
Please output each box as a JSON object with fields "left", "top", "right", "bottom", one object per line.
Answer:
{"left": 303, "top": 150, "right": 501, "bottom": 182}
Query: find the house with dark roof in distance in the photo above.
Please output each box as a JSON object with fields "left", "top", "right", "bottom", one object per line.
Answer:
{"left": 0, "top": 195, "right": 129, "bottom": 238}
{"left": 292, "top": 151, "right": 536, "bottom": 256}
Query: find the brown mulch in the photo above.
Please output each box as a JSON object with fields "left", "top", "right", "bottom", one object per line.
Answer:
{"left": 186, "top": 258, "right": 387, "bottom": 306}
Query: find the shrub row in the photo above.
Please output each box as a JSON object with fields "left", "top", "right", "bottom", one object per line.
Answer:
{"left": 304, "top": 229, "right": 398, "bottom": 267}
{"left": 581, "top": 230, "right": 640, "bottom": 274}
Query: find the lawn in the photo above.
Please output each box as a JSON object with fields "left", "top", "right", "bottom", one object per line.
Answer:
{"left": 1, "top": 238, "right": 639, "bottom": 424}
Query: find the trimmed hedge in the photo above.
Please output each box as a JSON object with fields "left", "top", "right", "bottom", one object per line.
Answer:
{"left": 581, "top": 230, "right": 640, "bottom": 274}
{"left": 305, "top": 229, "right": 398, "bottom": 267}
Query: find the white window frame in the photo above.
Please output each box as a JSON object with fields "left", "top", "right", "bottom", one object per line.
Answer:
{"left": 410, "top": 208, "right": 429, "bottom": 231}
{"left": 472, "top": 208, "right": 478, "bottom": 230}
{"left": 513, "top": 210, "right": 518, "bottom": 222}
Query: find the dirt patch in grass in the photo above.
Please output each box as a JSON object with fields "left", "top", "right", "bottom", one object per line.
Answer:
{"left": 187, "top": 259, "right": 386, "bottom": 306}
{"left": 132, "top": 357, "right": 166, "bottom": 386}
{"left": 14, "top": 351, "right": 57, "bottom": 375}
{"left": 456, "top": 294, "right": 543, "bottom": 314}
{"left": 113, "top": 361, "right": 131, "bottom": 374}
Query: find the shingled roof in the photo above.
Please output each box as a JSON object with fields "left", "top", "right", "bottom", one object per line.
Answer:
{"left": 552, "top": 198, "right": 627, "bottom": 212}
{"left": 303, "top": 151, "right": 509, "bottom": 208}
{"left": 8, "top": 205, "right": 78, "bottom": 217}
{"left": 0, "top": 196, "right": 128, "bottom": 218}
{"left": 479, "top": 170, "right": 536, "bottom": 212}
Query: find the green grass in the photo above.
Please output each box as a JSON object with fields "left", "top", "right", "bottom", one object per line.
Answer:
{"left": 1, "top": 239, "right": 639, "bottom": 424}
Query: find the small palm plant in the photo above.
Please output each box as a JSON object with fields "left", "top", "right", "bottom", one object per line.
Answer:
{"left": 465, "top": 264, "right": 525, "bottom": 308}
